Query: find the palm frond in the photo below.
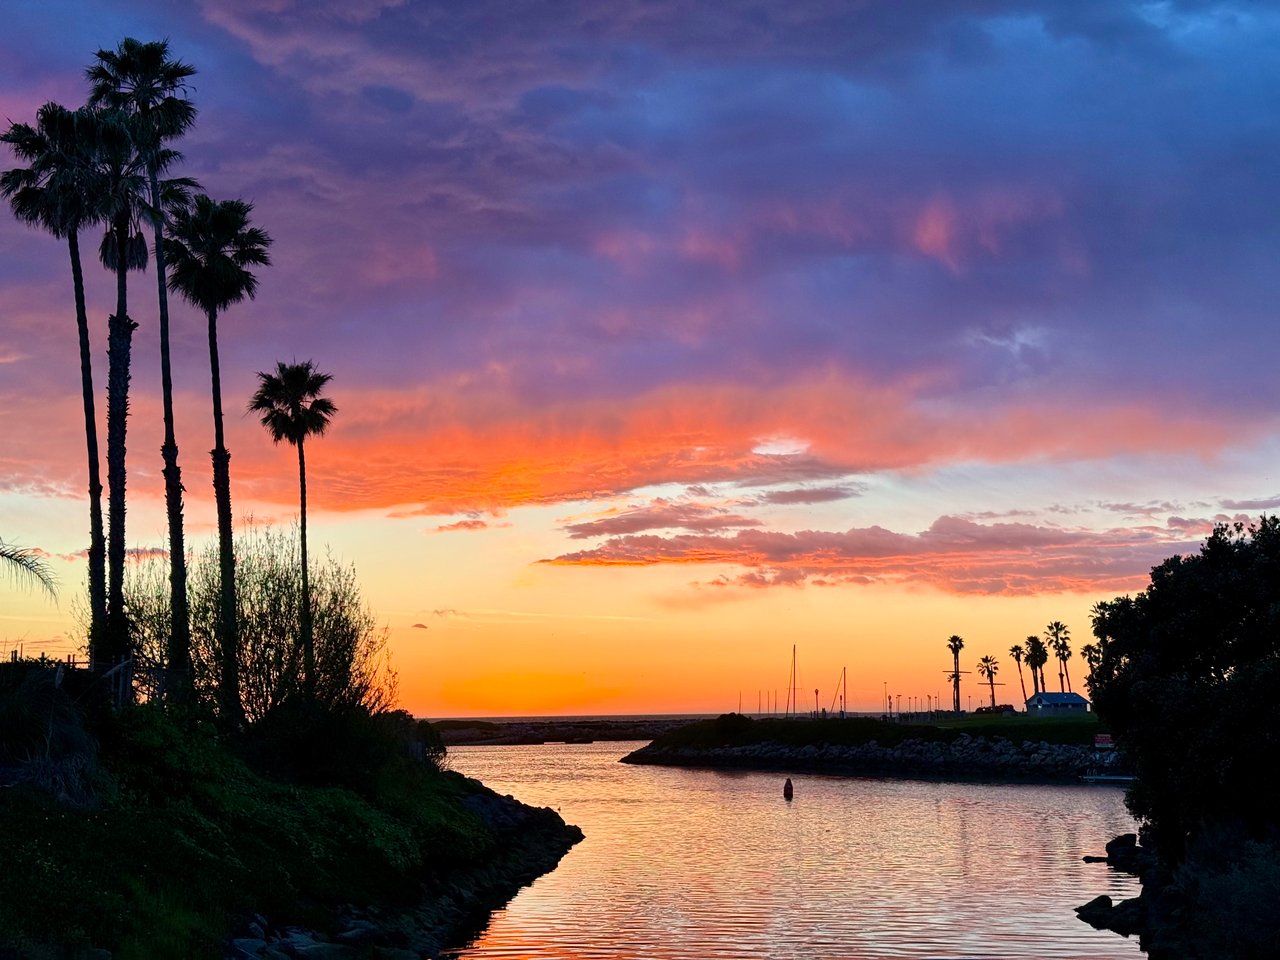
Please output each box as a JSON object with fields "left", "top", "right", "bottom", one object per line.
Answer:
{"left": 0, "top": 539, "right": 58, "bottom": 600}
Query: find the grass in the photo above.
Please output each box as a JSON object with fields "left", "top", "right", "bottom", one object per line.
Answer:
{"left": 0, "top": 698, "right": 500, "bottom": 958}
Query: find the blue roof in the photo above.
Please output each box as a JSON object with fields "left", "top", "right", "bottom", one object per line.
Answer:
{"left": 1027, "top": 692, "right": 1089, "bottom": 704}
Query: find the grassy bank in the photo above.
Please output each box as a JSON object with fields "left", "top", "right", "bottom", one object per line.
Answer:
{"left": 0, "top": 672, "right": 579, "bottom": 958}
{"left": 648, "top": 712, "right": 1102, "bottom": 751}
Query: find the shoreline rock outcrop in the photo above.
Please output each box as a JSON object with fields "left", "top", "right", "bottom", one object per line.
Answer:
{"left": 223, "top": 789, "right": 583, "bottom": 960}
{"left": 622, "top": 732, "right": 1101, "bottom": 783}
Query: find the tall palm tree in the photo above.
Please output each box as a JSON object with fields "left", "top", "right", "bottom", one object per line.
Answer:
{"left": 946, "top": 634, "right": 964, "bottom": 714}
{"left": 1046, "top": 620, "right": 1072, "bottom": 692}
{"left": 91, "top": 108, "right": 195, "bottom": 670}
{"left": 1008, "top": 643, "right": 1028, "bottom": 705}
{"left": 2, "top": 103, "right": 106, "bottom": 651}
{"left": 1024, "top": 635, "right": 1048, "bottom": 695}
{"left": 168, "top": 195, "right": 272, "bottom": 725}
{"left": 88, "top": 38, "right": 198, "bottom": 694}
{"left": 976, "top": 655, "right": 999, "bottom": 709}
{"left": 1, "top": 538, "right": 57, "bottom": 600}
{"left": 249, "top": 361, "right": 337, "bottom": 703}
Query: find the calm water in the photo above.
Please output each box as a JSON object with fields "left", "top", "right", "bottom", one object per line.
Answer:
{"left": 446, "top": 742, "right": 1143, "bottom": 960}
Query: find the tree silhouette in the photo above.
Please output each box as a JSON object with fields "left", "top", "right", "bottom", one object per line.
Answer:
{"left": 167, "top": 194, "right": 272, "bottom": 726}
{"left": 976, "top": 655, "right": 999, "bottom": 708}
{"left": 249, "top": 361, "right": 337, "bottom": 703}
{"left": 1008, "top": 642, "right": 1028, "bottom": 705}
{"left": 946, "top": 634, "right": 964, "bottom": 713}
{"left": 88, "top": 37, "right": 199, "bottom": 694}
{"left": 2, "top": 103, "right": 106, "bottom": 650}
{"left": 1024, "top": 634, "right": 1048, "bottom": 695}
{"left": 1046, "top": 620, "right": 1072, "bottom": 692}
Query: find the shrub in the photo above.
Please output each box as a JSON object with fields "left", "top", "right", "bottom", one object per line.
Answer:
{"left": 123, "top": 520, "right": 397, "bottom": 723}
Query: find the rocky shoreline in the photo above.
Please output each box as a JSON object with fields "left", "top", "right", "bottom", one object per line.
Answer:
{"left": 621, "top": 732, "right": 1107, "bottom": 783}
{"left": 223, "top": 788, "right": 583, "bottom": 960}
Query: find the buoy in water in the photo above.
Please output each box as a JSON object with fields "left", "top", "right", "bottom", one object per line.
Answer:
{"left": 783, "top": 777, "right": 794, "bottom": 800}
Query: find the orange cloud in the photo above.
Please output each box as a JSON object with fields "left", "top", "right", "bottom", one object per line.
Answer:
{"left": 5, "top": 366, "right": 1263, "bottom": 524}
{"left": 242, "top": 373, "right": 1247, "bottom": 515}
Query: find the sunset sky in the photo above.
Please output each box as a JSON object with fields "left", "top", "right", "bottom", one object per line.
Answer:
{"left": 3, "top": 1, "right": 1278, "bottom": 717}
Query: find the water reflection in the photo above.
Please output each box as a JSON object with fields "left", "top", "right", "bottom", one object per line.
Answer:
{"left": 447, "top": 742, "right": 1142, "bottom": 960}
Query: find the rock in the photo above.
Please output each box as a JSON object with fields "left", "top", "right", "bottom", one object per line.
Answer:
{"left": 1106, "top": 833, "right": 1138, "bottom": 858}
{"left": 1082, "top": 855, "right": 1109, "bottom": 863}
{"left": 1076, "top": 893, "right": 1145, "bottom": 937}
{"left": 228, "top": 938, "right": 268, "bottom": 958}
{"left": 335, "top": 920, "right": 381, "bottom": 946}
{"left": 293, "top": 944, "right": 357, "bottom": 959}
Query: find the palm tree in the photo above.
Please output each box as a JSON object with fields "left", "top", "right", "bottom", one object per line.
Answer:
{"left": 1024, "top": 635, "right": 1048, "bottom": 695}
{"left": 2, "top": 103, "right": 106, "bottom": 651}
{"left": 1046, "top": 620, "right": 1072, "bottom": 692}
{"left": 88, "top": 38, "right": 198, "bottom": 694}
{"left": 946, "top": 634, "right": 964, "bottom": 714}
{"left": 1080, "top": 642, "right": 1101, "bottom": 688}
{"left": 167, "top": 195, "right": 272, "bottom": 725}
{"left": 1, "top": 539, "right": 57, "bottom": 600}
{"left": 89, "top": 108, "right": 195, "bottom": 670}
{"left": 976, "top": 655, "right": 999, "bottom": 709}
{"left": 1008, "top": 643, "right": 1028, "bottom": 706}
{"left": 249, "top": 361, "right": 337, "bottom": 703}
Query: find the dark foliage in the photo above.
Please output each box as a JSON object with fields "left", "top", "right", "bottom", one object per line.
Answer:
{"left": 1090, "top": 517, "right": 1280, "bottom": 861}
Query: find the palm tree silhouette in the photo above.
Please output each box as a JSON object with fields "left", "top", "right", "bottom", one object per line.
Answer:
{"left": 2, "top": 103, "right": 106, "bottom": 650}
{"left": 88, "top": 38, "right": 199, "bottom": 693}
{"left": 1046, "top": 621, "right": 1072, "bottom": 692}
{"left": 1008, "top": 643, "right": 1028, "bottom": 705}
{"left": 249, "top": 362, "right": 337, "bottom": 702}
{"left": 946, "top": 634, "right": 964, "bottom": 713}
{"left": 1024, "top": 635, "right": 1048, "bottom": 695}
{"left": 1080, "top": 642, "right": 1101, "bottom": 687}
{"left": 168, "top": 195, "right": 272, "bottom": 725}
{"left": 976, "top": 655, "right": 999, "bottom": 709}
{"left": 1, "top": 538, "right": 57, "bottom": 600}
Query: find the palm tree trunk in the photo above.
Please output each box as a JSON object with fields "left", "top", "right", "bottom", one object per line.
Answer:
{"left": 1058, "top": 662, "right": 1065, "bottom": 693}
{"left": 105, "top": 215, "right": 136, "bottom": 672}
{"left": 68, "top": 229, "right": 107, "bottom": 660}
{"left": 952, "top": 653, "right": 961, "bottom": 714}
{"left": 989, "top": 678, "right": 996, "bottom": 708}
{"left": 207, "top": 305, "right": 243, "bottom": 726}
{"left": 151, "top": 167, "right": 192, "bottom": 700}
{"left": 298, "top": 436, "right": 314, "bottom": 702}
{"left": 1063, "top": 661, "right": 1072, "bottom": 693}
{"left": 1015, "top": 662, "right": 1027, "bottom": 703}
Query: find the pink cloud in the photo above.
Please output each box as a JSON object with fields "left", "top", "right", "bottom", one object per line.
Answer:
{"left": 563, "top": 498, "right": 763, "bottom": 538}
{"left": 543, "top": 514, "right": 1200, "bottom": 596}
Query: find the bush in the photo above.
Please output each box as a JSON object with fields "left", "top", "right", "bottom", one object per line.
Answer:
{"left": 123, "top": 520, "right": 397, "bottom": 723}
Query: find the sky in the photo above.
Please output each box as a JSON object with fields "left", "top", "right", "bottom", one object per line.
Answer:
{"left": 3, "top": 0, "right": 1279, "bottom": 717}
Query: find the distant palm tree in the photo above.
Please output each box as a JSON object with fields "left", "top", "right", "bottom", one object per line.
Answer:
{"left": 1046, "top": 620, "right": 1072, "bottom": 692}
{"left": 1008, "top": 643, "right": 1028, "bottom": 705}
{"left": 2, "top": 103, "right": 106, "bottom": 650}
{"left": 976, "top": 655, "right": 999, "bottom": 709}
{"left": 1024, "top": 635, "right": 1048, "bottom": 695}
{"left": 249, "top": 361, "right": 337, "bottom": 702}
{"left": 1080, "top": 642, "right": 1101, "bottom": 687}
{"left": 88, "top": 38, "right": 199, "bottom": 694}
{"left": 946, "top": 634, "right": 964, "bottom": 713}
{"left": 1, "top": 539, "right": 57, "bottom": 600}
{"left": 168, "top": 194, "right": 272, "bottom": 726}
